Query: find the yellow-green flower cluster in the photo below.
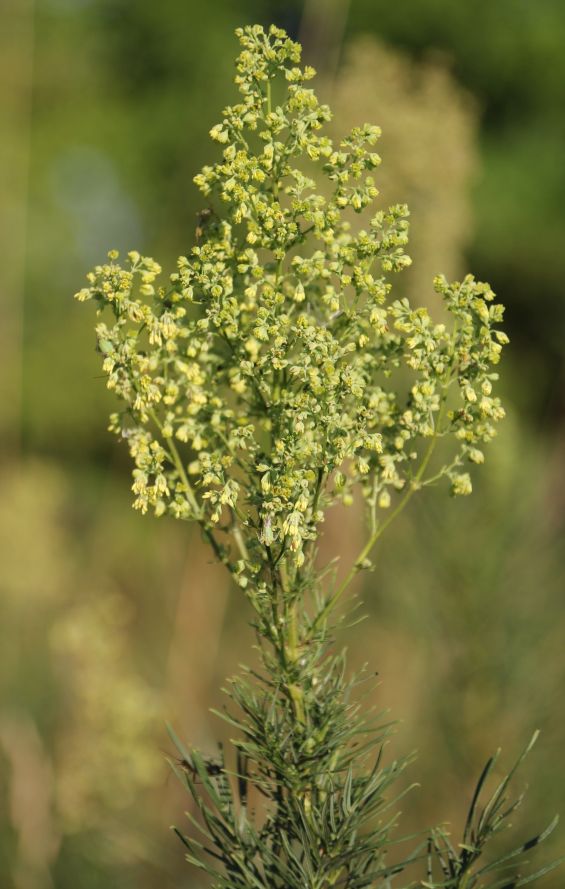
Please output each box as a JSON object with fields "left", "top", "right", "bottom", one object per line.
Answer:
{"left": 76, "top": 24, "right": 507, "bottom": 587}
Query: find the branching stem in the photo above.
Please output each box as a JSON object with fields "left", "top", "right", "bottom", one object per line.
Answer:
{"left": 311, "top": 396, "right": 447, "bottom": 632}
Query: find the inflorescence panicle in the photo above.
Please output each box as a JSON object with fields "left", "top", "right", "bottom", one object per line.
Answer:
{"left": 76, "top": 24, "right": 507, "bottom": 592}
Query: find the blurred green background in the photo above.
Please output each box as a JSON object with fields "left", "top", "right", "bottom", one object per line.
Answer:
{"left": 1, "top": 1, "right": 564, "bottom": 887}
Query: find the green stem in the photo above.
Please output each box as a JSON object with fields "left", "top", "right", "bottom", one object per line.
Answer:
{"left": 147, "top": 409, "right": 198, "bottom": 512}
{"left": 311, "top": 398, "right": 447, "bottom": 633}
{"left": 302, "top": 467, "right": 325, "bottom": 565}
{"left": 287, "top": 600, "right": 299, "bottom": 661}
{"left": 231, "top": 514, "right": 249, "bottom": 562}
{"left": 286, "top": 601, "right": 305, "bottom": 724}
{"left": 148, "top": 408, "right": 233, "bottom": 571}
{"left": 288, "top": 682, "right": 306, "bottom": 724}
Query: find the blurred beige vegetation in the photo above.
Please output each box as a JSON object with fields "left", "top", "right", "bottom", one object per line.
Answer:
{"left": 0, "top": 465, "right": 163, "bottom": 880}
{"left": 0, "top": 457, "right": 246, "bottom": 887}
{"left": 331, "top": 36, "right": 477, "bottom": 301}
{"left": 50, "top": 592, "right": 162, "bottom": 829}
{"left": 1, "top": 22, "right": 563, "bottom": 889}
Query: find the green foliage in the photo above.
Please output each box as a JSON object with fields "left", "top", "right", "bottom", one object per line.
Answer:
{"left": 77, "top": 23, "right": 559, "bottom": 889}
{"left": 167, "top": 665, "right": 417, "bottom": 887}
{"left": 424, "top": 733, "right": 564, "bottom": 888}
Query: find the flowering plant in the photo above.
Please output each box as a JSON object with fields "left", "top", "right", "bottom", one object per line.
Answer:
{"left": 77, "top": 24, "right": 560, "bottom": 888}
